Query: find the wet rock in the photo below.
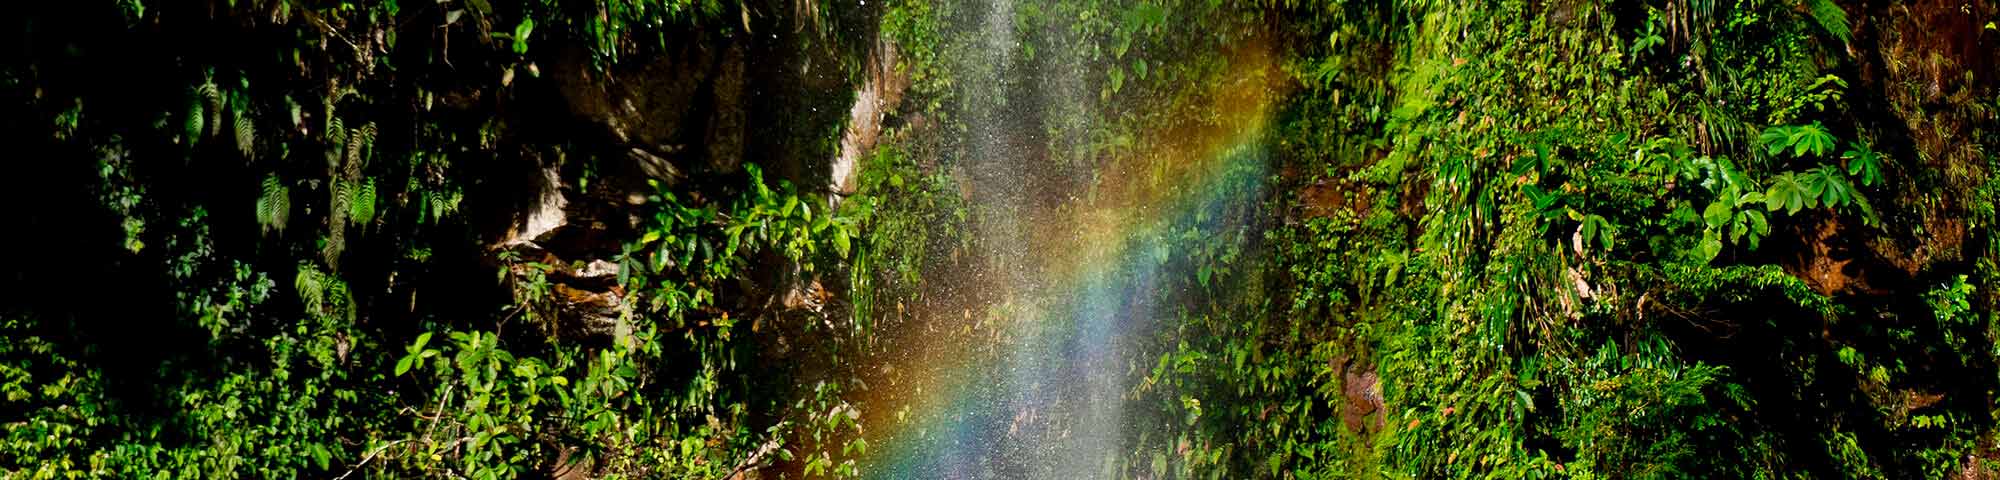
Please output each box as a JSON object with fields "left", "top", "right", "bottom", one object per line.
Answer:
{"left": 1334, "top": 356, "right": 1385, "bottom": 434}
{"left": 553, "top": 283, "right": 623, "bottom": 338}
{"left": 1296, "top": 179, "right": 1370, "bottom": 221}
{"left": 548, "top": 38, "right": 749, "bottom": 181}
{"left": 498, "top": 164, "right": 568, "bottom": 248}
{"left": 829, "top": 36, "right": 910, "bottom": 207}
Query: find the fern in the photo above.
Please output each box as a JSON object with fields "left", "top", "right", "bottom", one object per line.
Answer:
{"left": 347, "top": 178, "right": 377, "bottom": 230}
{"left": 200, "top": 81, "right": 223, "bottom": 138}
{"left": 330, "top": 179, "right": 352, "bottom": 231}
{"left": 328, "top": 178, "right": 351, "bottom": 269}
{"left": 257, "top": 174, "right": 289, "bottom": 235}
{"left": 234, "top": 107, "right": 256, "bottom": 159}
{"left": 184, "top": 91, "right": 205, "bottom": 144}
{"left": 424, "top": 189, "right": 464, "bottom": 224}
{"left": 1807, "top": 0, "right": 1852, "bottom": 45}
{"left": 322, "top": 235, "right": 345, "bottom": 272}
{"left": 423, "top": 191, "right": 443, "bottom": 224}
{"left": 326, "top": 115, "right": 347, "bottom": 146}
{"left": 346, "top": 122, "right": 377, "bottom": 169}
{"left": 330, "top": 278, "right": 355, "bottom": 323}
{"left": 295, "top": 264, "right": 325, "bottom": 315}
{"left": 236, "top": 94, "right": 260, "bottom": 159}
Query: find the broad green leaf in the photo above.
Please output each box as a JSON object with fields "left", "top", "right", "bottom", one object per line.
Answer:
{"left": 185, "top": 94, "right": 205, "bottom": 144}
{"left": 1766, "top": 173, "right": 1808, "bottom": 214}
{"left": 1842, "top": 141, "right": 1884, "bottom": 186}
{"left": 832, "top": 229, "right": 851, "bottom": 259}
{"left": 1791, "top": 122, "right": 1837, "bottom": 157}
{"left": 1704, "top": 200, "right": 1732, "bottom": 229}
{"left": 1759, "top": 126, "right": 1792, "bottom": 156}
{"left": 1580, "top": 218, "right": 1598, "bottom": 249}
{"left": 1591, "top": 216, "right": 1614, "bottom": 250}
{"left": 512, "top": 18, "right": 535, "bottom": 54}
{"left": 1745, "top": 210, "right": 1770, "bottom": 237}
{"left": 1699, "top": 229, "right": 1724, "bottom": 263}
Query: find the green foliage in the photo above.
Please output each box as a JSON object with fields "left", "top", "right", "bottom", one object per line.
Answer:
{"left": 1557, "top": 340, "right": 1729, "bottom": 478}
{"left": 1761, "top": 122, "right": 1837, "bottom": 158}
{"left": 5, "top": 0, "right": 889, "bottom": 477}
{"left": 257, "top": 174, "right": 289, "bottom": 235}
{"left": 1841, "top": 141, "right": 1885, "bottom": 187}
{"left": 1702, "top": 185, "right": 1770, "bottom": 261}
{"left": 8, "top": 0, "right": 2000, "bottom": 479}
{"left": 1765, "top": 165, "right": 1878, "bottom": 224}
{"left": 232, "top": 90, "right": 256, "bottom": 158}
{"left": 184, "top": 90, "right": 205, "bottom": 144}
{"left": 1128, "top": 0, "right": 1997, "bottom": 478}
{"left": 1806, "top": 0, "right": 1852, "bottom": 44}
{"left": 1577, "top": 212, "right": 1617, "bottom": 252}
{"left": 344, "top": 178, "right": 376, "bottom": 231}
{"left": 1763, "top": 170, "right": 1812, "bottom": 214}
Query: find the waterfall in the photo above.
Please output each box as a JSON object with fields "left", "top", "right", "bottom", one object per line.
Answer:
{"left": 860, "top": 1, "right": 1278, "bottom": 477}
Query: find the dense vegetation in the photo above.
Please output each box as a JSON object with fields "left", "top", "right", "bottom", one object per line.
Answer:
{"left": 4, "top": 0, "right": 1999, "bottom": 479}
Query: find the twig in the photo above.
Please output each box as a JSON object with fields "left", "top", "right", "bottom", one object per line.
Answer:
{"left": 333, "top": 439, "right": 409, "bottom": 480}
{"left": 300, "top": 9, "right": 363, "bottom": 52}
{"left": 723, "top": 434, "right": 787, "bottom": 480}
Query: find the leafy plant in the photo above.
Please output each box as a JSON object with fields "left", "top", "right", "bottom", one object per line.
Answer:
{"left": 1764, "top": 171, "right": 1811, "bottom": 214}
{"left": 1807, "top": 0, "right": 1852, "bottom": 44}
{"left": 393, "top": 332, "right": 438, "bottom": 376}
{"left": 1575, "top": 211, "right": 1617, "bottom": 252}
{"left": 256, "top": 174, "right": 289, "bottom": 235}
{"left": 1841, "top": 141, "right": 1885, "bottom": 187}
{"left": 1761, "top": 122, "right": 1837, "bottom": 158}
{"left": 232, "top": 90, "right": 256, "bottom": 158}
{"left": 1702, "top": 186, "right": 1771, "bottom": 261}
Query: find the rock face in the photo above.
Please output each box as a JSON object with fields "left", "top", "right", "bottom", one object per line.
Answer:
{"left": 1335, "top": 356, "right": 1385, "bottom": 435}
{"left": 499, "top": 164, "right": 569, "bottom": 248}
{"left": 830, "top": 36, "right": 910, "bottom": 207}
{"left": 490, "top": 32, "right": 758, "bottom": 343}
{"left": 549, "top": 38, "right": 749, "bottom": 183}
{"left": 1853, "top": 0, "right": 1998, "bottom": 277}
{"left": 495, "top": 24, "right": 906, "bottom": 342}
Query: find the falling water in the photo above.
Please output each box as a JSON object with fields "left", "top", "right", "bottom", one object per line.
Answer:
{"left": 859, "top": 0, "right": 1282, "bottom": 477}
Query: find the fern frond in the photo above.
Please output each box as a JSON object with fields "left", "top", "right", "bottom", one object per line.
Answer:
{"left": 295, "top": 264, "right": 325, "bottom": 314}
{"left": 201, "top": 82, "right": 223, "bottom": 138}
{"left": 331, "top": 179, "right": 353, "bottom": 231}
{"left": 350, "top": 178, "right": 377, "bottom": 229}
{"left": 422, "top": 190, "right": 440, "bottom": 224}
{"left": 326, "top": 115, "right": 346, "bottom": 147}
{"left": 331, "top": 280, "right": 356, "bottom": 324}
{"left": 424, "top": 189, "right": 464, "bottom": 224}
{"left": 323, "top": 230, "right": 345, "bottom": 272}
{"left": 184, "top": 92, "right": 205, "bottom": 145}
{"left": 346, "top": 122, "right": 377, "bottom": 169}
{"left": 1807, "top": 0, "right": 1851, "bottom": 45}
{"left": 234, "top": 109, "right": 256, "bottom": 159}
{"left": 257, "top": 174, "right": 289, "bottom": 235}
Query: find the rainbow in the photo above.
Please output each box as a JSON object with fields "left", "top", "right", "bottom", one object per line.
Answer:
{"left": 856, "top": 41, "right": 1285, "bottom": 478}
